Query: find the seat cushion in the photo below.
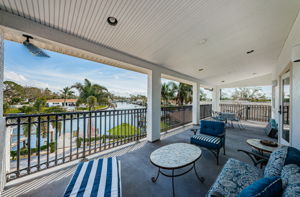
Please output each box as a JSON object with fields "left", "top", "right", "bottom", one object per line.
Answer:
{"left": 207, "top": 158, "right": 263, "bottom": 197}
{"left": 281, "top": 164, "right": 300, "bottom": 197}
{"left": 264, "top": 146, "right": 288, "bottom": 177}
{"left": 191, "top": 134, "right": 221, "bottom": 149}
{"left": 200, "top": 120, "right": 225, "bottom": 136}
{"left": 237, "top": 176, "right": 282, "bottom": 197}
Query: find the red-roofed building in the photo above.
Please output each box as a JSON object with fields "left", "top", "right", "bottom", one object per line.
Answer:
{"left": 46, "top": 99, "right": 77, "bottom": 107}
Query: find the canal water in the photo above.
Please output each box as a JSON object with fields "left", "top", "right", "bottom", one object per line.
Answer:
{"left": 10, "top": 102, "right": 145, "bottom": 150}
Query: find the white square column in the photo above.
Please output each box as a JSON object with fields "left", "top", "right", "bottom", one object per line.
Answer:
{"left": 291, "top": 62, "right": 300, "bottom": 149}
{"left": 192, "top": 82, "right": 200, "bottom": 124}
{"left": 212, "top": 86, "right": 221, "bottom": 112}
{"left": 147, "top": 69, "right": 161, "bottom": 142}
{"left": 0, "top": 29, "right": 6, "bottom": 193}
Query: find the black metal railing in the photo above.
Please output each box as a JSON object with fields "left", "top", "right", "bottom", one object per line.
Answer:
{"left": 6, "top": 104, "right": 213, "bottom": 181}
{"left": 219, "top": 104, "right": 271, "bottom": 122}
{"left": 6, "top": 108, "right": 147, "bottom": 181}
{"left": 160, "top": 104, "right": 212, "bottom": 132}
{"left": 160, "top": 106, "right": 192, "bottom": 132}
{"left": 200, "top": 104, "right": 212, "bottom": 119}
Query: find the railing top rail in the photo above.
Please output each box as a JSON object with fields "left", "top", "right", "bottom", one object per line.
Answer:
{"left": 5, "top": 104, "right": 210, "bottom": 119}
{"left": 5, "top": 107, "right": 147, "bottom": 119}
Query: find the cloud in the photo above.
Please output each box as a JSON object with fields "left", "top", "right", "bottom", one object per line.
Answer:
{"left": 4, "top": 71, "right": 28, "bottom": 83}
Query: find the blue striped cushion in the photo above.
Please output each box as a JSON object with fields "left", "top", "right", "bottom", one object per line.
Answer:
{"left": 191, "top": 134, "right": 221, "bottom": 149}
{"left": 64, "top": 157, "right": 121, "bottom": 197}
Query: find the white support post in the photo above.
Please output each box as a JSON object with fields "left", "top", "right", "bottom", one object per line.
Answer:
{"left": 291, "top": 62, "right": 300, "bottom": 149}
{"left": 147, "top": 69, "right": 161, "bottom": 142}
{"left": 212, "top": 87, "right": 221, "bottom": 112}
{"left": 192, "top": 83, "right": 200, "bottom": 124}
{"left": 0, "top": 28, "right": 6, "bottom": 194}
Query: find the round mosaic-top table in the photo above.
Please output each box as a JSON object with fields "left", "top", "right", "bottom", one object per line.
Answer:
{"left": 247, "top": 139, "right": 280, "bottom": 154}
{"left": 150, "top": 143, "right": 204, "bottom": 197}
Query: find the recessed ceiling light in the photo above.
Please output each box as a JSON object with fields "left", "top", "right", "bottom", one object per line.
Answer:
{"left": 107, "top": 16, "right": 118, "bottom": 26}
{"left": 246, "top": 50, "right": 254, "bottom": 54}
{"left": 198, "top": 68, "right": 204, "bottom": 72}
{"left": 199, "top": 39, "right": 207, "bottom": 45}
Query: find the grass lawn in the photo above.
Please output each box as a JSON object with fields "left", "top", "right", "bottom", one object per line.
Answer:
{"left": 5, "top": 108, "right": 21, "bottom": 114}
{"left": 107, "top": 123, "right": 140, "bottom": 136}
{"left": 160, "top": 121, "right": 170, "bottom": 132}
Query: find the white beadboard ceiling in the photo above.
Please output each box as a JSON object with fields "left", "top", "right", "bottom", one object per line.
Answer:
{"left": 1, "top": 0, "right": 300, "bottom": 86}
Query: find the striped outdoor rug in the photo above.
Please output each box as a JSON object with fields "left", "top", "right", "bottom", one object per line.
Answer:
{"left": 63, "top": 157, "right": 121, "bottom": 197}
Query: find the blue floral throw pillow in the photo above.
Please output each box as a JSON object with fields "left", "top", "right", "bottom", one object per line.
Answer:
{"left": 237, "top": 176, "right": 282, "bottom": 197}
{"left": 264, "top": 146, "right": 288, "bottom": 177}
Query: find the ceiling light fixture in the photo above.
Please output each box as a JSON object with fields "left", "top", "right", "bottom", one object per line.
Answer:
{"left": 107, "top": 17, "right": 118, "bottom": 26}
{"left": 198, "top": 68, "right": 204, "bottom": 72}
{"left": 246, "top": 50, "right": 254, "bottom": 54}
{"left": 199, "top": 39, "right": 207, "bottom": 45}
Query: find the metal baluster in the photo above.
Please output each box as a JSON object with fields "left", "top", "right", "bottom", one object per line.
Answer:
{"left": 126, "top": 110, "right": 129, "bottom": 143}
{"left": 89, "top": 112, "right": 92, "bottom": 155}
{"left": 77, "top": 113, "right": 79, "bottom": 159}
{"left": 47, "top": 116, "right": 50, "bottom": 167}
{"left": 130, "top": 109, "right": 133, "bottom": 141}
{"left": 120, "top": 110, "right": 123, "bottom": 144}
{"left": 83, "top": 113, "right": 86, "bottom": 158}
{"left": 55, "top": 115, "right": 58, "bottom": 165}
{"left": 16, "top": 117, "right": 21, "bottom": 177}
{"left": 113, "top": 110, "right": 115, "bottom": 147}
{"left": 104, "top": 111, "right": 107, "bottom": 150}
{"left": 37, "top": 116, "right": 41, "bottom": 170}
{"left": 109, "top": 111, "right": 111, "bottom": 148}
{"left": 94, "top": 112, "right": 97, "bottom": 153}
{"left": 63, "top": 114, "right": 66, "bottom": 163}
{"left": 117, "top": 110, "right": 120, "bottom": 146}
{"left": 70, "top": 114, "right": 73, "bottom": 161}
{"left": 99, "top": 112, "right": 102, "bottom": 151}
{"left": 27, "top": 117, "right": 31, "bottom": 174}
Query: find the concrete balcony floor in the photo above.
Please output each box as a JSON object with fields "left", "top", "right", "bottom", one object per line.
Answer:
{"left": 3, "top": 121, "right": 273, "bottom": 197}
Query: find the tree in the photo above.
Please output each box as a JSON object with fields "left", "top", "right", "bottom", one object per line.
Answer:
{"left": 161, "top": 82, "right": 176, "bottom": 104}
{"left": 87, "top": 96, "right": 97, "bottom": 110}
{"left": 200, "top": 88, "right": 207, "bottom": 101}
{"left": 161, "top": 83, "right": 170, "bottom": 104}
{"left": 33, "top": 97, "right": 47, "bottom": 112}
{"left": 72, "top": 79, "right": 112, "bottom": 107}
{"left": 4, "top": 81, "right": 24, "bottom": 105}
{"left": 60, "top": 87, "right": 74, "bottom": 106}
{"left": 231, "top": 88, "right": 268, "bottom": 101}
{"left": 175, "top": 83, "right": 193, "bottom": 105}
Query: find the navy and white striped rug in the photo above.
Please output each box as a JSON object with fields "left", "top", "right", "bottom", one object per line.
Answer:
{"left": 63, "top": 157, "right": 121, "bottom": 197}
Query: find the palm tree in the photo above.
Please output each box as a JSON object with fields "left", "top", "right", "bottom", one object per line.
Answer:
{"left": 87, "top": 96, "right": 97, "bottom": 110}
{"left": 72, "top": 79, "right": 112, "bottom": 108}
{"left": 175, "top": 83, "right": 193, "bottom": 105}
{"left": 161, "top": 83, "right": 170, "bottom": 105}
{"left": 60, "top": 87, "right": 74, "bottom": 107}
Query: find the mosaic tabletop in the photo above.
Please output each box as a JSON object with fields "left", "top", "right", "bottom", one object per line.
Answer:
{"left": 247, "top": 138, "right": 281, "bottom": 153}
{"left": 150, "top": 143, "right": 202, "bottom": 169}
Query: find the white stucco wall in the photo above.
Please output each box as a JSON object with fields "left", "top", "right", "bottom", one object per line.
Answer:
{"left": 274, "top": 11, "right": 300, "bottom": 148}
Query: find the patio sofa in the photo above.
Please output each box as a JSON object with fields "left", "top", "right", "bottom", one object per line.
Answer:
{"left": 207, "top": 146, "right": 300, "bottom": 197}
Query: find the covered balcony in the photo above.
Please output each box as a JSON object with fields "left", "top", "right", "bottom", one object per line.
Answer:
{"left": 1, "top": 0, "right": 300, "bottom": 197}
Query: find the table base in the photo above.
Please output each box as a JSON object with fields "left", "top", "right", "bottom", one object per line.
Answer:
{"left": 151, "top": 162, "right": 205, "bottom": 197}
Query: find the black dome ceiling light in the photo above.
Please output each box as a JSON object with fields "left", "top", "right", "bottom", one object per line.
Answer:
{"left": 107, "top": 17, "right": 118, "bottom": 26}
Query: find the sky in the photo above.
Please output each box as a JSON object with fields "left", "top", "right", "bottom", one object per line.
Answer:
{"left": 4, "top": 40, "right": 271, "bottom": 98}
{"left": 4, "top": 40, "right": 147, "bottom": 97}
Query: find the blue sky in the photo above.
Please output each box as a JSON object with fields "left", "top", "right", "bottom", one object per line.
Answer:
{"left": 4, "top": 40, "right": 271, "bottom": 98}
{"left": 4, "top": 40, "right": 147, "bottom": 97}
